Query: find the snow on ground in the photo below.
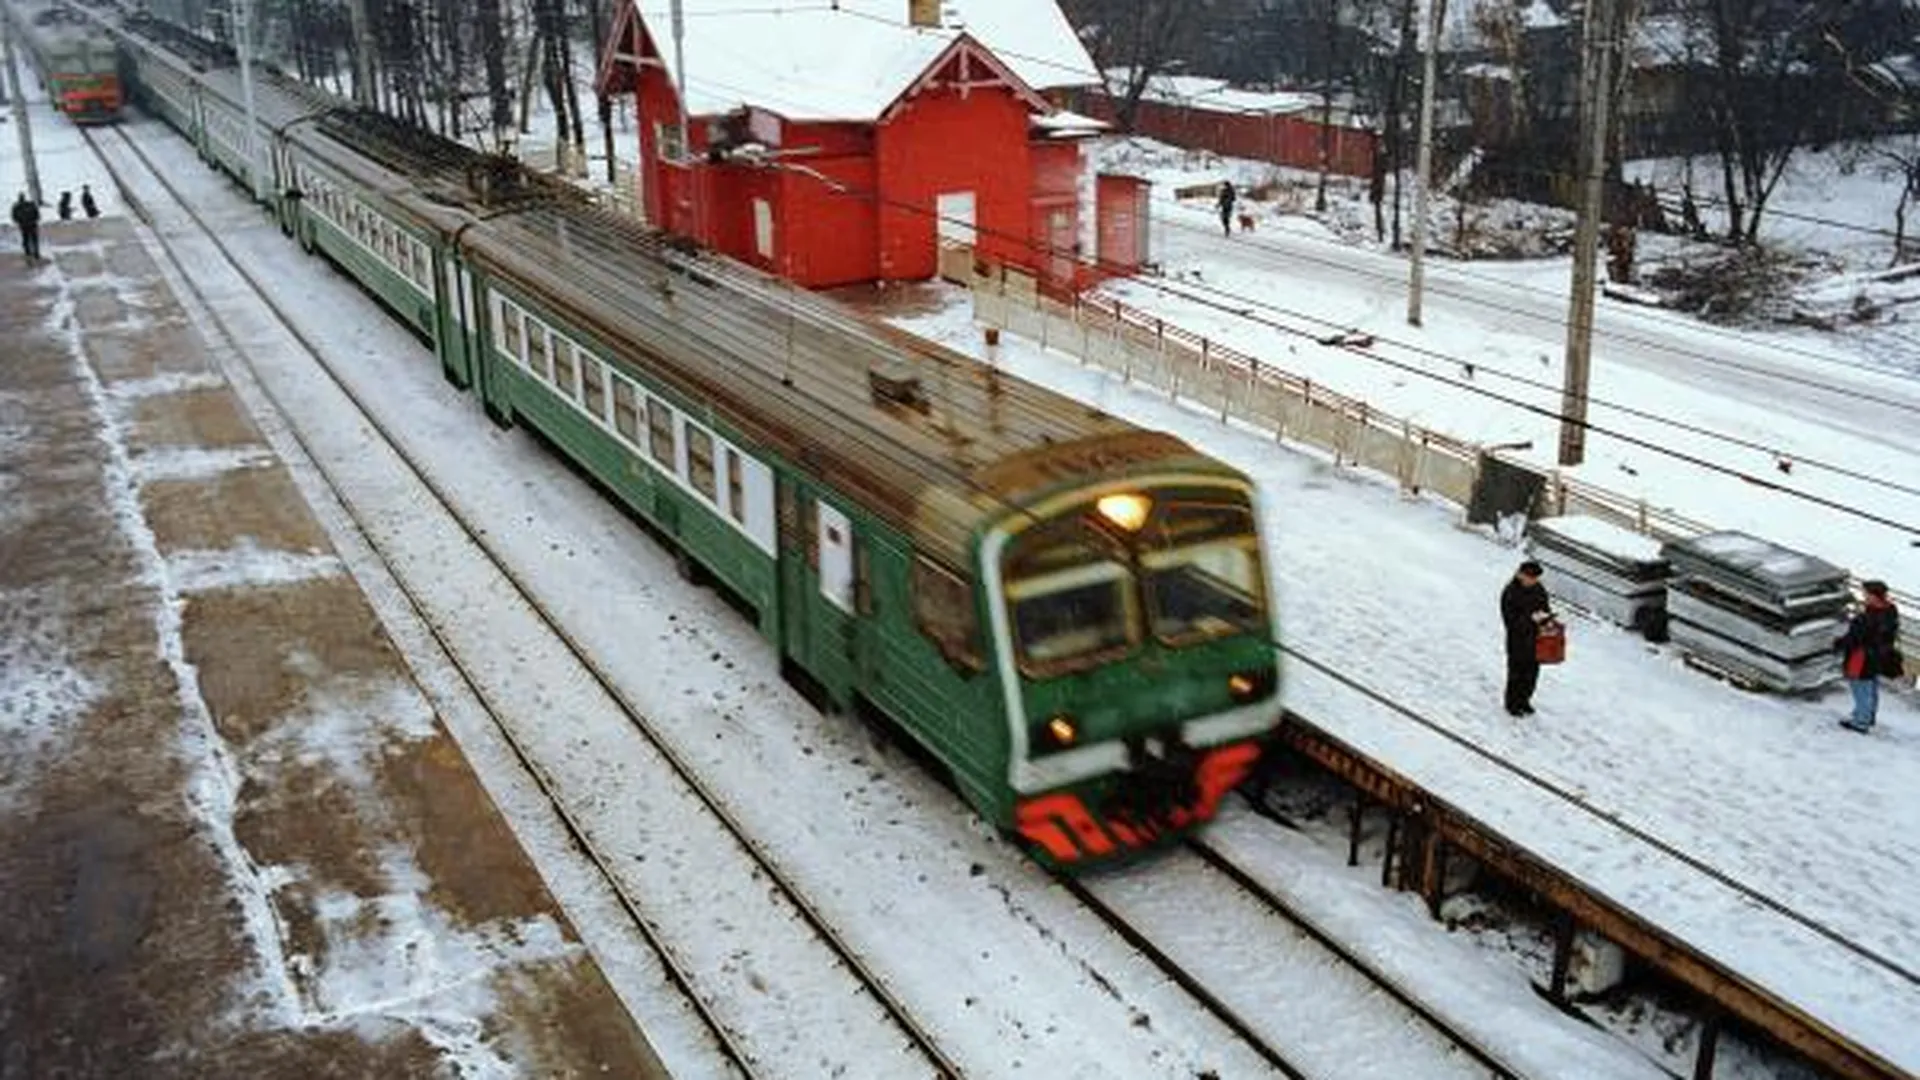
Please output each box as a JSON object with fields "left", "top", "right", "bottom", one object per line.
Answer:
{"left": 890, "top": 278, "right": 1920, "bottom": 1074}
{"left": 12, "top": 39, "right": 1920, "bottom": 1075}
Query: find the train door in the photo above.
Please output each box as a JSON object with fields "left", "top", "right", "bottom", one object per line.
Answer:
{"left": 777, "top": 481, "right": 814, "bottom": 678}
{"left": 435, "top": 253, "right": 473, "bottom": 389}
{"left": 813, "top": 499, "right": 858, "bottom": 704}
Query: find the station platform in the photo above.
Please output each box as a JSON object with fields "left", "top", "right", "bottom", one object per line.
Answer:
{"left": 0, "top": 218, "right": 668, "bottom": 1075}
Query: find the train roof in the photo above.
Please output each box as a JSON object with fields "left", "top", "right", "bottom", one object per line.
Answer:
{"left": 112, "top": 26, "right": 1239, "bottom": 567}
{"left": 307, "top": 107, "right": 1233, "bottom": 564}
{"left": 458, "top": 203, "right": 1227, "bottom": 563}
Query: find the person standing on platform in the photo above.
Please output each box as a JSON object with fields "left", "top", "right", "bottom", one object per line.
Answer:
{"left": 1837, "top": 580, "right": 1901, "bottom": 733}
{"left": 1216, "top": 180, "right": 1237, "bottom": 237}
{"left": 81, "top": 184, "right": 100, "bottom": 219}
{"left": 12, "top": 193, "right": 41, "bottom": 262}
{"left": 58, "top": 191, "right": 73, "bottom": 221}
{"left": 1501, "top": 559, "right": 1553, "bottom": 716}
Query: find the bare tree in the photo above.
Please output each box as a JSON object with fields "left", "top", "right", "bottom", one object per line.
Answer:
{"left": 1060, "top": 0, "right": 1214, "bottom": 131}
{"left": 1676, "top": 0, "right": 1908, "bottom": 245}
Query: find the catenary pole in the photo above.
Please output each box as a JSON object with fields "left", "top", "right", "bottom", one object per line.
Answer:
{"left": 1560, "top": 0, "right": 1617, "bottom": 467}
{"left": 235, "top": 0, "right": 264, "bottom": 203}
{"left": 1406, "top": 0, "right": 1444, "bottom": 327}
{"left": 3, "top": 8, "right": 42, "bottom": 205}
{"left": 670, "top": 0, "right": 689, "bottom": 160}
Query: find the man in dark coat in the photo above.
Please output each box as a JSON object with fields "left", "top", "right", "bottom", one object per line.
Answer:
{"left": 57, "top": 190, "right": 73, "bottom": 221}
{"left": 80, "top": 184, "right": 99, "bottom": 219}
{"left": 1836, "top": 580, "right": 1900, "bottom": 733}
{"left": 1217, "top": 180, "right": 1236, "bottom": 237}
{"left": 1500, "top": 559, "right": 1553, "bottom": 716}
{"left": 11, "top": 193, "right": 40, "bottom": 262}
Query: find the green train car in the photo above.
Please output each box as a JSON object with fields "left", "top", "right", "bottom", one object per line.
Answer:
{"left": 113, "top": 28, "right": 1285, "bottom": 868}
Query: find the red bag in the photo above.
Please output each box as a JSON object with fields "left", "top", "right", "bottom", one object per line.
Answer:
{"left": 1535, "top": 620, "right": 1567, "bottom": 665}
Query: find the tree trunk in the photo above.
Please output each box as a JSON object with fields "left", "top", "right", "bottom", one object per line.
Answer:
{"left": 477, "top": 0, "right": 511, "bottom": 145}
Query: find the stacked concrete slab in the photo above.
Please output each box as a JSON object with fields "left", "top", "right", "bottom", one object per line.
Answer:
{"left": 1527, "top": 515, "right": 1671, "bottom": 638}
{"left": 1660, "top": 531, "right": 1850, "bottom": 692}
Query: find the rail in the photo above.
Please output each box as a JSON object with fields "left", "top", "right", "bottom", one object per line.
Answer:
{"left": 966, "top": 259, "right": 1919, "bottom": 686}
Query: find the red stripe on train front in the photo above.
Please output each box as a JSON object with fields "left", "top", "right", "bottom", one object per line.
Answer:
{"left": 1015, "top": 740, "right": 1265, "bottom": 863}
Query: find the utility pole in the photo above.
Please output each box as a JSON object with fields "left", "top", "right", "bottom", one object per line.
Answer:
{"left": 669, "top": 0, "right": 689, "bottom": 161}
{"left": 234, "top": 0, "right": 264, "bottom": 203}
{"left": 3, "top": 8, "right": 42, "bottom": 205}
{"left": 1406, "top": 0, "right": 1444, "bottom": 327}
{"left": 1560, "top": 0, "right": 1617, "bottom": 467}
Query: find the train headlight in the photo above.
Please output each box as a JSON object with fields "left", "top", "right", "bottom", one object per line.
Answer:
{"left": 1047, "top": 715, "right": 1078, "bottom": 746}
{"left": 1032, "top": 714, "right": 1079, "bottom": 755}
{"left": 1228, "top": 670, "right": 1275, "bottom": 703}
{"left": 1096, "top": 492, "right": 1152, "bottom": 532}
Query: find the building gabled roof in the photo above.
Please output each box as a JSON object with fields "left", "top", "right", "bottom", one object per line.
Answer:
{"left": 602, "top": 0, "right": 1098, "bottom": 122}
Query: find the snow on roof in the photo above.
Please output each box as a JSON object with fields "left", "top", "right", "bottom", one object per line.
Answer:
{"left": 632, "top": 0, "right": 1098, "bottom": 122}
{"left": 1031, "top": 109, "right": 1108, "bottom": 136}
{"left": 1122, "top": 74, "right": 1320, "bottom": 116}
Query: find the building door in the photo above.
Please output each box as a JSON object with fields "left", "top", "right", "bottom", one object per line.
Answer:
{"left": 935, "top": 191, "right": 977, "bottom": 248}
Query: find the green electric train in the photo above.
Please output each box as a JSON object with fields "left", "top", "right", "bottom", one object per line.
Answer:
{"left": 112, "top": 21, "right": 1284, "bottom": 867}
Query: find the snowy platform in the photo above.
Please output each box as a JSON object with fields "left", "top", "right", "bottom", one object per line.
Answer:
{"left": 0, "top": 217, "right": 667, "bottom": 1076}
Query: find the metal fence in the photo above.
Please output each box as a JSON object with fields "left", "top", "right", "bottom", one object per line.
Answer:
{"left": 966, "top": 261, "right": 1918, "bottom": 687}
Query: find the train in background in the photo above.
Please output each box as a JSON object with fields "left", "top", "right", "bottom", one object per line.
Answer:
{"left": 3, "top": 0, "right": 121, "bottom": 121}
{"left": 102, "top": 12, "right": 1286, "bottom": 869}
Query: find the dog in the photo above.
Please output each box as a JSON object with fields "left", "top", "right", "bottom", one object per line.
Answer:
{"left": 1237, "top": 212, "right": 1256, "bottom": 233}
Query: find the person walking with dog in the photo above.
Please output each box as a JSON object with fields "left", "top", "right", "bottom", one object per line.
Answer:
{"left": 1217, "top": 180, "right": 1236, "bottom": 237}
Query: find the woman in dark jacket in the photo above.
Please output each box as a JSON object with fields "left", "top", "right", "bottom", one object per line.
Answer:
{"left": 1837, "top": 580, "right": 1900, "bottom": 733}
{"left": 1501, "top": 560, "right": 1553, "bottom": 716}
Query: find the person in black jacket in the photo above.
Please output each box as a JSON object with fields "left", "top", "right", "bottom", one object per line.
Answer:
{"left": 1217, "top": 180, "right": 1236, "bottom": 237}
{"left": 11, "top": 193, "right": 40, "bottom": 262}
{"left": 1836, "top": 580, "right": 1900, "bottom": 733}
{"left": 1500, "top": 560, "right": 1553, "bottom": 716}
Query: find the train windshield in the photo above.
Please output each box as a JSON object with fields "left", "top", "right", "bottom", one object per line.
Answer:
{"left": 1004, "top": 515, "right": 1138, "bottom": 674}
{"left": 1002, "top": 490, "right": 1267, "bottom": 676}
{"left": 1139, "top": 500, "right": 1267, "bottom": 645}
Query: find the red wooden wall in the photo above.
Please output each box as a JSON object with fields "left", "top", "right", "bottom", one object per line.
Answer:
{"left": 1080, "top": 92, "right": 1377, "bottom": 179}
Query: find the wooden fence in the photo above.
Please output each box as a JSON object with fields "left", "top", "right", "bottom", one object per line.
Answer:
{"left": 967, "top": 262, "right": 1918, "bottom": 685}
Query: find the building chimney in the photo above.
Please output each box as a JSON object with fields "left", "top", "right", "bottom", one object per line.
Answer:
{"left": 908, "top": 0, "right": 940, "bottom": 28}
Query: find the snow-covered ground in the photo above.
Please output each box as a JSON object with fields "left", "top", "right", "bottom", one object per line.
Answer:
{"left": 10, "top": 42, "right": 1920, "bottom": 1077}
{"left": 1090, "top": 136, "right": 1920, "bottom": 599}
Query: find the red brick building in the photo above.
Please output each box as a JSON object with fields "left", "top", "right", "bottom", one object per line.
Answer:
{"left": 596, "top": 0, "right": 1134, "bottom": 290}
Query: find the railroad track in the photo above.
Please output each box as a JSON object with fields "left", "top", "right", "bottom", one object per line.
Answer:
{"left": 85, "top": 120, "right": 959, "bottom": 1079}
{"left": 1063, "top": 844, "right": 1525, "bottom": 1080}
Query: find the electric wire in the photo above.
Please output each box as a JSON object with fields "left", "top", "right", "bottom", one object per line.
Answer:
{"left": 661, "top": 71, "right": 1920, "bottom": 526}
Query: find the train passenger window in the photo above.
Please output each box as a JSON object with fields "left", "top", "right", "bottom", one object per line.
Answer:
{"left": 726, "top": 452, "right": 744, "bottom": 523}
{"left": 687, "top": 427, "right": 716, "bottom": 502}
{"left": 913, "top": 557, "right": 982, "bottom": 672}
{"left": 502, "top": 305, "right": 523, "bottom": 361}
{"left": 580, "top": 354, "right": 606, "bottom": 419}
{"left": 648, "top": 399, "right": 674, "bottom": 466}
{"left": 551, "top": 335, "right": 576, "bottom": 395}
{"left": 612, "top": 377, "right": 639, "bottom": 443}
{"left": 528, "top": 325, "right": 551, "bottom": 380}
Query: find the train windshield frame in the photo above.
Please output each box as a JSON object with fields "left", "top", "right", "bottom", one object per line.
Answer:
{"left": 1001, "top": 486, "right": 1267, "bottom": 678}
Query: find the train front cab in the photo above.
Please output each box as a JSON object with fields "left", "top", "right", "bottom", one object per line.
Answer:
{"left": 980, "top": 475, "right": 1280, "bottom": 868}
